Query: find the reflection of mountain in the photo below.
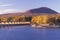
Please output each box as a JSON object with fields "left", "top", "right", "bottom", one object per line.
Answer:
{"left": 29, "top": 7, "right": 58, "bottom": 14}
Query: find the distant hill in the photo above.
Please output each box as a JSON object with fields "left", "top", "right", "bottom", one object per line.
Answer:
{"left": 0, "top": 7, "right": 59, "bottom": 17}
{"left": 29, "top": 7, "right": 58, "bottom": 14}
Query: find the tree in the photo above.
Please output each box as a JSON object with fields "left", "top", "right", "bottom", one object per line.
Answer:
{"left": 17, "top": 17, "right": 23, "bottom": 22}
{"left": 25, "top": 16, "right": 32, "bottom": 22}
{"left": 48, "top": 17, "right": 56, "bottom": 25}
{"left": 7, "top": 17, "right": 13, "bottom": 23}
{"left": 0, "top": 18, "right": 2, "bottom": 23}
{"left": 56, "top": 18, "right": 60, "bottom": 25}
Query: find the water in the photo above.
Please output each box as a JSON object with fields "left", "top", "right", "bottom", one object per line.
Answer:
{"left": 0, "top": 25, "right": 60, "bottom": 40}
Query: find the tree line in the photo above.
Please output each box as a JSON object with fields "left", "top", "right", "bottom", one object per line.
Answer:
{"left": 0, "top": 16, "right": 32, "bottom": 23}
{"left": 47, "top": 17, "right": 60, "bottom": 25}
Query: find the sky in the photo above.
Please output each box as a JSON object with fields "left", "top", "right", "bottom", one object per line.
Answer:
{"left": 0, "top": 0, "right": 60, "bottom": 14}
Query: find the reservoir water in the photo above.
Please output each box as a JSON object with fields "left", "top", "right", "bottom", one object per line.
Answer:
{"left": 0, "top": 25, "right": 60, "bottom": 40}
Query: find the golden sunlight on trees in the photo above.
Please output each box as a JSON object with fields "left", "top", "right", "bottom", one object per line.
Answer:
{"left": 0, "top": 14, "right": 60, "bottom": 25}
{"left": 31, "top": 15, "right": 48, "bottom": 24}
{"left": 1, "top": 17, "right": 7, "bottom": 23}
{"left": 12, "top": 16, "right": 20, "bottom": 22}
{"left": 20, "top": 15, "right": 25, "bottom": 22}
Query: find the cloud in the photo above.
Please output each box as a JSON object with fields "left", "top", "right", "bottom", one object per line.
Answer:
{"left": 0, "top": 4, "right": 13, "bottom": 7}
{"left": 0, "top": 9, "right": 22, "bottom": 14}
{"left": 3, "top": 9, "right": 21, "bottom": 13}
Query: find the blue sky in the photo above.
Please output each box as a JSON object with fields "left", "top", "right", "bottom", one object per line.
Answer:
{"left": 0, "top": 0, "right": 60, "bottom": 14}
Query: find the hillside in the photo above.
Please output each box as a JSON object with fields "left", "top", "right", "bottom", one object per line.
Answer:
{"left": 29, "top": 7, "right": 58, "bottom": 14}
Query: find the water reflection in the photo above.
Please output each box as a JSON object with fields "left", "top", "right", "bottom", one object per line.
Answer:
{"left": 0, "top": 25, "right": 60, "bottom": 40}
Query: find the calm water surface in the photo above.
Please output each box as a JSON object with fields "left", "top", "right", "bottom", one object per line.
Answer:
{"left": 0, "top": 25, "right": 60, "bottom": 40}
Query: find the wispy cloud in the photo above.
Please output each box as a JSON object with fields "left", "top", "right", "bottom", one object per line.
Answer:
{"left": 0, "top": 4, "right": 13, "bottom": 7}
{"left": 0, "top": 9, "right": 21, "bottom": 14}
{"left": 3, "top": 9, "right": 20, "bottom": 13}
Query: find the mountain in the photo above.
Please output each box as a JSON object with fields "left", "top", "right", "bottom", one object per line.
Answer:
{"left": 29, "top": 7, "right": 58, "bottom": 14}
{"left": 0, "top": 7, "right": 58, "bottom": 17}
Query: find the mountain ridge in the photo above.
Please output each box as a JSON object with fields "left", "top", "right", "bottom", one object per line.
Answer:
{"left": 29, "top": 7, "right": 58, "bottom": 14}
